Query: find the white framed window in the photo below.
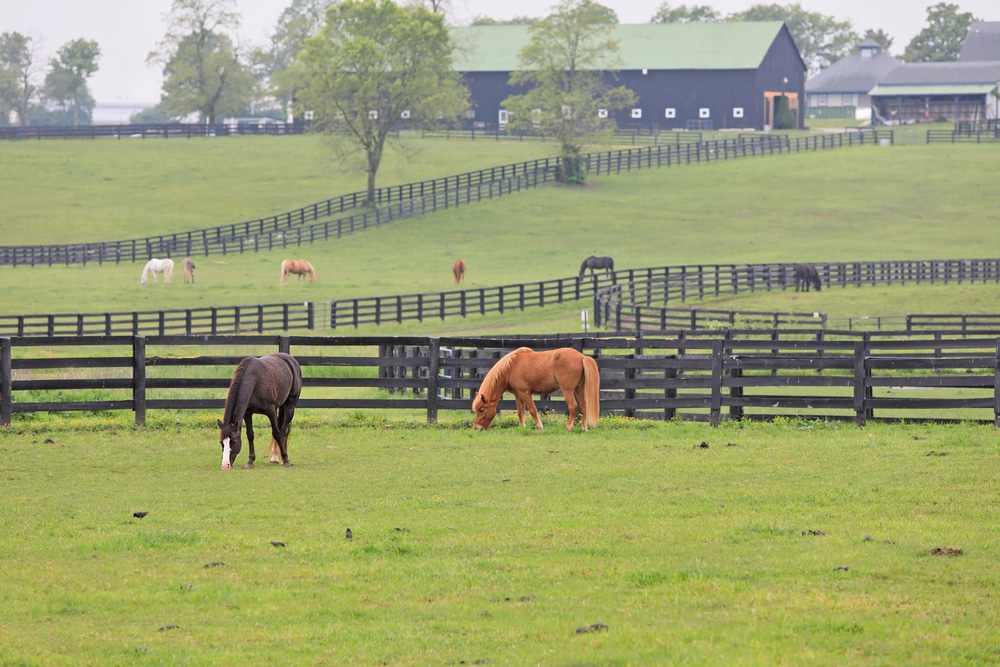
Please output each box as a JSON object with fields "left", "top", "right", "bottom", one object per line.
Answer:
{"left": 841, "top": 93, "right": 853, "bottom": 106}
{"left": 304, "top": 110, "right": 314, "bottom": 121}
{"left": 597, "top": 108, "right": 608, "bottom": 119}
{"left": 733, "top": 107, "right": 744, "bottom": 118}
{"left": 498, "top": 109, "right": 508, "bottom": 124}
{"left": 817, "top": 94, "right": 828, "bottom": 107}
{"left": 665, "top": 108, "right": 676, "bottom": 119}
{"left": 368, "top": 110, "right": 378, "bottom": 120}
{"left": 631, "top": 108, "right": 642, "bottom": 119}
{"left": 400, "top": 109, "right": 410, "bottom": 119}
{"left": 561, "top": 105, "right": 572, "bottom": 118}
{"left": 699, "top": 108, "right": 710, "bottom": 118}
{"left": 465, "top": 110, "right": 475, "bottom": 119}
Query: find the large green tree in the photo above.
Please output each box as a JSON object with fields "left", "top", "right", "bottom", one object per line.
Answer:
{"left": 903, "top": 2, "right": 979, "bottom": 62}
{"left": 650, "top": 3, "right": 720, "bottom": 23}
{"left": 43, "top": 38, "right": 100, "bottom": 126}
{"left": 0, "top": 32, "right": 39, "bottom": 126}
{"left": 147, "top": 0, "right": 255, "bottom": 124}
{"left": 253, "top": 0, "right": 334, "bottom": 119}
{"left": 728, "top": 3, "right": 858, "bottom": 74}
{"left": 502, "top": 0, "right": 635, "bottom": 184}
{"left": 300, "top": 0, "right": 468, "bottom": 201}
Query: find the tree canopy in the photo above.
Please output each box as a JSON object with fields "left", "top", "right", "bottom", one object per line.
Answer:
{"left": 0, "top": 32, "right": 39, "bottom": 126}
{"left": 43, "top": 38, "right": 100, "bottom": 126}
{"left": 727, "top": 3, "right": 857, "bottom": 75}
{"left": 903, "top": 2, "right": 979, "bottom": 62}
{"left": 502, "top": 0, "right": 635, "bottom": 184}
{"left": 650, "top": 3, "right": 720, "bottom": 23}
{"left": 300, "top": 0, "right": 468, "bottom": 200}
{"left": 147, "top": 0, "right": 255, "bottom": 123}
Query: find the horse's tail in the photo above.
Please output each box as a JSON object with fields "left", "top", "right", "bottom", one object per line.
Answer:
{"left": 308, "top": 262, "right": 316, "bottom": 283}
{"left": 581, "top": 355, "right": 600, "bottom": 429}
{"left": 280, "top": 260, "right": 287, "bottom": 285}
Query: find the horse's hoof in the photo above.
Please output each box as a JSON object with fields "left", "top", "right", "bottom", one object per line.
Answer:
{"left": 270, "top": 459, "right": 281, "bottom": 465}
{"left": 243, "top": 463, "right": 254, "bottom": 469}
{"left": 282, "top": 461, "right": 293, "bottom": 467}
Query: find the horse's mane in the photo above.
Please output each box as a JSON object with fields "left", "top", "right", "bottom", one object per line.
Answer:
{"left": 478, "top": 348, "right": 528, "bottom": 399}
{"left": 222, "top": 357, "right": 252, "bottom": 425}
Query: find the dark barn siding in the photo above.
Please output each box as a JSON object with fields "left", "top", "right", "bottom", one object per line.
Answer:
{"left": 457, "top": 25, "right": 806, "bottom": 133}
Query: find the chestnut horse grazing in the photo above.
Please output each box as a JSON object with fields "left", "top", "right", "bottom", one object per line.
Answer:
{"left": 281, "top": 259, "right": 316, "bottom": 285}
{"left": 472, "top": 347, "right": 600, "bottom": 431}
{"left": 453, "top": 259, "right": 466, "bottom": 284}
{"left": 140, "top": 258, "right": 174, "bottom": 285}
{"left": 217, "top": 353, "right": 302, "bottom": 469}
{"left": 794, "top": 264, "right": 822, "bottom": 292}
{"left": 182, "top": 257, "right": 196, "bottom": 283}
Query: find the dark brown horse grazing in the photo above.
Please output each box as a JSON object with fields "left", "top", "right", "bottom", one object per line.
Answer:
{"left": 472, "top": 347, "right": 600, "bottom": 431}
{"left": 579, "top": 255, "right": 614, "bottom": 278}
{"left": 794, "top": 264, "right": 822, "bottom": 292}
{"left": 217, "top": 353, "right": 302, "bottom": 470}
{"left": 453, "top": 259, "right": 466, "bottom": 284}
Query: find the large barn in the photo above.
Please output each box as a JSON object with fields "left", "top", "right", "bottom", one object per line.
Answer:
{"left": 450, "top": 22, "right": 807, "bottom": 132}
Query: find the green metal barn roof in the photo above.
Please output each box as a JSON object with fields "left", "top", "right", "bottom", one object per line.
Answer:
{"left": 869, "top": 83, "right": 998, "bottom": 96}
{"left": 451, "top": 22, "right": 788, "bottom": 72}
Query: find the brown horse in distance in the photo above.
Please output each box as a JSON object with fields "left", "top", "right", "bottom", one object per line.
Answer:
{"left": 453, "top": 259, "right": 466, "bottom": 284}
{"left": 281, "top": 259, "right": 316, "bottom": 285}
{"left": 183, "top": 257, "right": 196, "bottom": 283}
{"left": 794, "top": 264, "right": 822, "bottom": 292}
{"left": 579, "top": 255, "right": 614, "bottom": 278}
{"left": 472, "top": 347, "right": 600, "bottom": 432}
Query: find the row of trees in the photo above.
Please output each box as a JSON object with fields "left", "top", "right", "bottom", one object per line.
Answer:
{"left": 0, "top": 33, "right": 101, "bottom": 126}
{"left": 644, "top": 2, "right": 980, "bottom": 69}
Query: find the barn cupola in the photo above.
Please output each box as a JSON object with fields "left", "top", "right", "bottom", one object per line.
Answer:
{"left": 858, "top": 39, "right": 881, "bottom": 59}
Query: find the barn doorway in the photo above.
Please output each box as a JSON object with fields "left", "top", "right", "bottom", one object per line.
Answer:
{"left": 763, "top": 91, "right": 799, "bottom": 130}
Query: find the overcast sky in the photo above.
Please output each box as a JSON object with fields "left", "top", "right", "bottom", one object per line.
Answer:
{"left": 4, "top": 0, "right": 998, "bottom": 106}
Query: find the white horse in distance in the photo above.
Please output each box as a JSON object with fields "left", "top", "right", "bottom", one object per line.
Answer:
{"left": 141, "top": 258, "right": 174, "bottom": 285}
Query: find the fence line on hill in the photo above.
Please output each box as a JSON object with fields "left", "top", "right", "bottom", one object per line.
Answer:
{"left": 0, "top": 122, "right": 305, "bottom": 141}
{"left": 0, "top": 131, "right": 892, "bottom": 268}
{"left": 5, "top": 333, "right": 1000, "bottom": 427}
{"left": 4, "top": 257, "right": 998, "bottom": 338}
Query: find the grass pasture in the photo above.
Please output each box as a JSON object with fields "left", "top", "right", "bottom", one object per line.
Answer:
{"left": 2, "top": 140, "right": 1000, "bottom": 328}
{"left": 2, "top": 415, "right": 1000, "bottom": 666}
{"left": 4, "top": 132, "right": 1000, "bottom": 664}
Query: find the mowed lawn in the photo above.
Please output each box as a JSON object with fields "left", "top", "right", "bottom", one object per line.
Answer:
{"left": 1, "top": 415, "right": 999, "bottom": 665}
{"left": 1, "top": 139, "right": 1000, "bottom": 326}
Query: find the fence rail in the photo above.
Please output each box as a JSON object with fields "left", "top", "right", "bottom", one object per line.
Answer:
{"left": 0, "top": 131, "right": 892, "bottom": 267}
{"left": 595, "top": 259, "right": 1000, "bottom": 333}
{"left": 5, "top": 333, "right": 1000, "bottom": 428}
{"left": 0, "top": 122, "right": 305, "bottom": 141}
{"left": 5, "top": 258, "right": 1000, "bottom": 338}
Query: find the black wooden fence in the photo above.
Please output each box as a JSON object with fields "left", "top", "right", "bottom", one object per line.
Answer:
{"left": 5, "top": 333, "right": 1000, "bottom": 428}
{"left": 0, "top": 131, "right": 892, "bottom": 268}
{"left": 595, "top": 258, "right": 1000, "bottom": 332}
{"left": 4, "top": 258, "right": 1000, "bottom": 337}
{"left": 0, "top": 122, "right": 305, "bottom": 141}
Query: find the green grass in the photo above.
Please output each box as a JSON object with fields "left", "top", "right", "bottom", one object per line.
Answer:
{"left": 2, "top": 415, "right": 999, "bottom": 665}
{"left": 2, "top": 140, "right": 999, "bottom": 331}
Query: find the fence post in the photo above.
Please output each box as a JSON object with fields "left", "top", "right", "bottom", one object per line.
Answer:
{"left": 1, "top": 337, "right": 11, "bottom": 426}
{"left": 426, "top": 337, "right": 440, "bottom": 423}
{"left": 133, "top": 336, "right": 147, "bottom": 426}
{"left": 710, "top": 339, "right": 723, "bottom": 426}
{"left": 279, "top": 335, "right": 291, "bottom": 355}
{"left": 995, "top": 338, "right": 1000, "bottom": 428}
{"left": 853, "top": 340, "right": 867, "bottom": 427}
